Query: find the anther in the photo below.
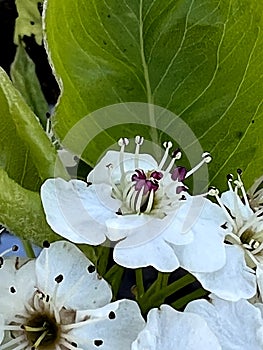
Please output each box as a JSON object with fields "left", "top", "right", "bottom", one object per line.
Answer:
{"left": 172, "top": 148, "right": 182, "bottom": 160}
{"left": 158, "top": 141, "right": 173, "bottom": 170}
{"left": 118, "top": 137, "right": 129, "bottom": 148}
{"left": 134, "top": 136, "right": 144, "bottom": 168}
{"left": 202, "top": 152, "right": 212, "bottom": 163}
{"left": 12, "top": 245, "right": 19, "bottom": 252}
{"left": 185, "top": 152, "right": 212, "bottom": 178}
{"left": 135, "top": 135, "right": 144, "bottom": 146}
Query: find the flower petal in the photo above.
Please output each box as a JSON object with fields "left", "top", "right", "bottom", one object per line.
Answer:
{"left": 186, "top": 297, "right": 263, "bottom": 350}
{"left": 221, "top": 190, "right": 253, "bottom": 221}
{"left": 193, "top": 244, "right": 256, "bottom": 301}
{"left": 132, "top": 304, "right": 221, "bottom": 350}
{"left": 35, "top": 241, "right": 112, "bottom": 310}
{"left": 41, "top": 178, "right": 120, "bottom": 245}
{"left": 113, "top": 236, "right": 180, "bottom": 272}
{"left": 72, "top": 299, "right": 145, "bottom": 350}
{"left": 0, "top": 258, "right": 36, "bottom": 321}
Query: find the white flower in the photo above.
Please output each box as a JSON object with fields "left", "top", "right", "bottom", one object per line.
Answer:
{"left": 131, "top": 304, "right": 221, "bottom": 350}
{"left": 212, "top": 170, "right": 263, "bottom": 267}
{"left": 185, "top": 296, "right": 263, "bottom": 350}
{"left": 41, "top": 136, "right": 220, "bottom": 272}
{"left": 0, "top": 241, "right": 145, "bottom": 349}
{"left": 190, "top": 172, "right": 259, "bottom": 301}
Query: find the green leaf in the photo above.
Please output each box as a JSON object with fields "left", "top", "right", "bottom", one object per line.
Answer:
{"left": 0, "top": 67, "right": 68, "bottom": 191}
{"left": 10, "top": 43, "right": 49, "bottom": 127}
{"left": 14, "top": 0, "right": 43, "bottom": 45}
{"left": 0, "top": 168, "right": 59, "bottom": 245}
{"left": 44, "top": 0, "right": 263, "bottom": 188}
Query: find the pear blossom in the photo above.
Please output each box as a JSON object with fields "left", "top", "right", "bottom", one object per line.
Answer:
{"left": 41, "top": 136, "right": 225, "bottom": 272}
{"left": 0, "top": 241, "right": 145, "bottom": 349}
{"left": 131, "top": 304, "right": 221, "bottom": 350}
{"left": 189, "top": 171, "right": 259, "bottom": 301}
{"left": 210, "top": 170, "right": 263, "bottom": 267}
{"left": 185, "top": 296, "right": 263, "bottom": 350}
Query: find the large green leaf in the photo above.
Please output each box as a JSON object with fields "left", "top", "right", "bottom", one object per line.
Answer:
{"left": 0, "top": 67, "right": 67, "bottom": 191}
{"left": 44, "top": 0, "right": 263, "bottom": 189}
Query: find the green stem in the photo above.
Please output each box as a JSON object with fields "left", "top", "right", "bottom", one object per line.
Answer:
{"left": 135, "top": 268, "right": 145, "bottom": 299}
{"left": 104, "top": 264, "right": 125, "bottom": 300}
{"left": 22, "top": 239, "right": 35, "bottom": 258}
{"left": 139, "top": 272, "right": 196, "bottom": 314}
{"left": 172, "top": 287, "right": 208, "bottom": 310}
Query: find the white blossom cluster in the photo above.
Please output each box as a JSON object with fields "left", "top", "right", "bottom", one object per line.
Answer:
{"left": 1, "top": 136, "right": 263, "bottom": 349}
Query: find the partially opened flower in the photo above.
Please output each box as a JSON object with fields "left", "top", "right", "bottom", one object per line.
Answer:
{"left": 41, "top": 136, "right": 216, "bottom": 272}
{"left": 131, "top": 304, "right": 221, "bottom": 350}
{"left": 185, "top": 296, "right": 263, "bottom": 350}
{"left": 0, "top": 241, "right": 145, "bottom": 349}
{"left": 210, "top": 170, "right": 263, "bottom": 267}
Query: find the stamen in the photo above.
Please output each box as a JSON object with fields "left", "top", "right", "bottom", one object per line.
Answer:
{"left": 134, "top": 136, "right": 144, "bottom": 168}
{"left": 236, "top": 169, "right": 250, "bottom": 207}
{"left": 165, "top": 148, "right": 181, "bottom": 173}
{"left": 227, "top": 174, "right": 234, "bottom": 191}
{"left": 135, "top": 186, "right": 144, "bottom": 213}
{"left": 118, "top": 137, "right": 129, "bottom": 176}
{"left": 208, "top": 187, "right": 238, "bottom": 232}
{"left": 185, "top": 152, "right": 212, "bottom": 178}
{"left": 158, "top": 141, "right": 173, "bottom": 170}
{"left": 0, "top": 245, "right": 19, "bottom": 257}
{"left": 0, "top": 335, "right": 27, "bottom": 349}
{"left": 144, "top": 189, "right": 155, "bottom": 213}
{"left": 107, "top": 164, "right": 122, "bottom": 198}
{"left": 32, "top": 330, "right": 49, "bottom": 348}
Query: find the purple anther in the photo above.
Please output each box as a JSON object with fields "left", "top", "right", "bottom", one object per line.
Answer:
{"left": 171, "top": 166, "right": 187, "bottom": 182}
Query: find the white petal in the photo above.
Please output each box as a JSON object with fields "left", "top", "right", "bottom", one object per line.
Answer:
{"left": 106, "top": 212, "right": 193, "bottom": 247}
{"left": 35, "top": 241, "right": 112, "bottom": 310}
{"left": 186, "top": 297, "right": 263, "bottom": 350}
{"left": 72, "top": 299, "right": 145, "bottom": 350}
{"left": 113, "top": 236, "right": 179, "bottom": 272}
{"left": 132, "top": 304, "right": 221, "bottom": 350}
{"left": 0, "top": 259, "right": 36, "bottom": 321}
{"left": 193, "top": 245, "right": 256, "bottom": 301}
{"left": 171, "top": 221, "right": 225, "bottom": 272}
{"left": 0, "top": 314, "right": 4, "bottom": 344}
{"left": 88, "top": 150, "right": 158, "bottom": 184}
{"left": 41, "top": 178, "right": 119, "bottom": 245}
{"left": 221, "top": 190, "right": 253, "bottom": 220}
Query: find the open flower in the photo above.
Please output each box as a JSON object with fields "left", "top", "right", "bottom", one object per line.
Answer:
{"left": 131, "top": 304, "right": 221, "bottom": 350}
{"left": 0, "top": 241, "right": 145, "bottom": 349}
{"left": 185, "top": 296, "right": 263, "bottom": 350}
{"left": 41, "top": 136, "right": 219, "bottom": 272}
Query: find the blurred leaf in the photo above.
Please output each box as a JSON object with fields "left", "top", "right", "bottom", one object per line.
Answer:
{"left": 14, "top": 0, "right": 43, "bottom": 45}
{"left": 44, "top": 0, "right": 263, "bottom": 188}
{"left": 10, "top": 43, "right": 49, "bottom": 127}
{"left": 0, "top": 168, "right": 59, "bottom": 245}
{"left": 0, "top": 67, "right": 68, "bottom": 191}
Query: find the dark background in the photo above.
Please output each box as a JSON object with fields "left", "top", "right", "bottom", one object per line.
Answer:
{"left": 0, "top": 0, "right": 59, "bottom": 105}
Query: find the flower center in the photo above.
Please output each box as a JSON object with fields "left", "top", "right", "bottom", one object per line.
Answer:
{"left": 23, "top": 313, "right": 59, "bottom": 348}
{"left": 108, "top": 136, "right": 212, "bottom": 216}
